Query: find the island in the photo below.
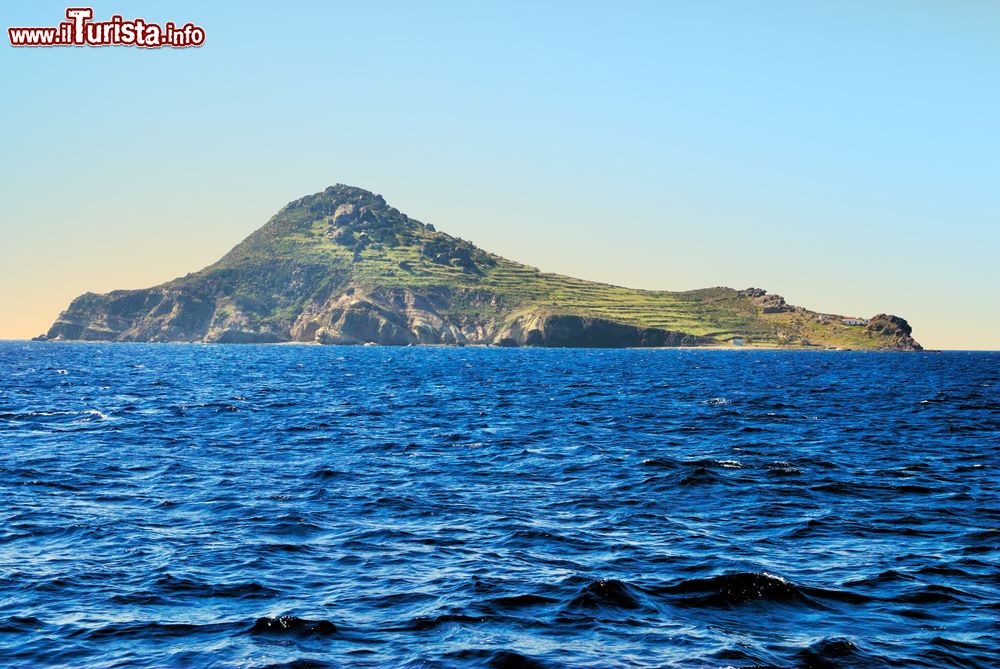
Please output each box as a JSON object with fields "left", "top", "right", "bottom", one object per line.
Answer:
{"left": 41, "top": 185, "right": 921, "bottom": 350}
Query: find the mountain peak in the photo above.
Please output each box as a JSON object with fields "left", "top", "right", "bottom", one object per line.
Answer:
{"left": 287, "top": 184, "right": 385, "bottom": 212}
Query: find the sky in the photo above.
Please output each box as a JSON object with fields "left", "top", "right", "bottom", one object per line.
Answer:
{"left": 2, "top": 1, "right": 998, "bottom": 349}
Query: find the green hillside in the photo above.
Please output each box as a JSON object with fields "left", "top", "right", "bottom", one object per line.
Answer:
{"left": 44, "top": 185, "right": 921, "bottom": 350}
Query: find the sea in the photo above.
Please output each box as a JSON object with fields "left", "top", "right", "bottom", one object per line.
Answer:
{"left": 0, "top": 342, "right": 997, "bottom": 668}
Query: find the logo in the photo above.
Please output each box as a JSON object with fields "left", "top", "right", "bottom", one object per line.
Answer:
{"left": 8, "top": 7, "right": 205, "bottom": 48}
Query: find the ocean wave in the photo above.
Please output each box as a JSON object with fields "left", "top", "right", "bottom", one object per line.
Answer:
{"left": 567, "top": 579, "right": 643, "bottom": 610}
{"left": 248, "top": 616, "right": 338, "bottom": 637}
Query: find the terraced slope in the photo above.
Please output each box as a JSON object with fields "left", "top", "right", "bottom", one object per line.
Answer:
{"left": 44, "top": 185, "right": 921, "bottom": 350}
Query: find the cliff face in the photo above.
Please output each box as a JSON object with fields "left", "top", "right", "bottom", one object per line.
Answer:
{"left": 44, "top": 185, "right": 921, "bottom": 350}
{"left": 865, "top": 314, "right": 922, "bottom": 352}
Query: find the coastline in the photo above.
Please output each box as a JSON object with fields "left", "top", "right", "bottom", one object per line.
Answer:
{"left": 7, "top": 338, "right": 940, "bottom": 352}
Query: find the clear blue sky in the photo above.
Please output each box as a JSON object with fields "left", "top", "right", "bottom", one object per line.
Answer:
{"left": 3, "top": 1, "right": 998, "bottom": 348}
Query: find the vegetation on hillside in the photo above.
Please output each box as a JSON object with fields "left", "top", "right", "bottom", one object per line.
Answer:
{"left": 44, "top": 185, "right": 921, "bottom": 350}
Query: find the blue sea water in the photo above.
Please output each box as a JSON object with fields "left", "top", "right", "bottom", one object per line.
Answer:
{"left": 0, "top": 342, "right": 997, "bottom": 669}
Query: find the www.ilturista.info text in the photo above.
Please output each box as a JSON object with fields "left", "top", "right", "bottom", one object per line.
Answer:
{"left": 8, "top": 8, "right": 205, "bottom": 48}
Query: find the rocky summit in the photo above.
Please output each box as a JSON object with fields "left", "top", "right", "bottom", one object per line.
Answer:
{"left": 44, "top": 185, "right": 921, "bottom": 350}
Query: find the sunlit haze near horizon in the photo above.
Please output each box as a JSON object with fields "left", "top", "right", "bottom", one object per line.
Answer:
{"left": 2, "top": 1, "right": 999, "bottom": 349}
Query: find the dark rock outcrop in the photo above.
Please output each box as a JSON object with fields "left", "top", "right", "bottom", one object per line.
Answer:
{"left": 738, "top": 287, "right": 796, "bottom": 313}
{"left": 521, "top": 315, "right": 714, "bottom": 348}
{"left": 866, "top": 314, "right": 922, "bottom": 351}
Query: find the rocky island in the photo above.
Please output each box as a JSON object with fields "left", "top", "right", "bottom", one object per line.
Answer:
{"left": 42, "top": 185, "right": 921, "bottom": 350}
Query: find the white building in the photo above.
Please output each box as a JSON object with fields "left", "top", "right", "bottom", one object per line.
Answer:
{"left": 841, "top": 317, "right": 869, "bottom": 326}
